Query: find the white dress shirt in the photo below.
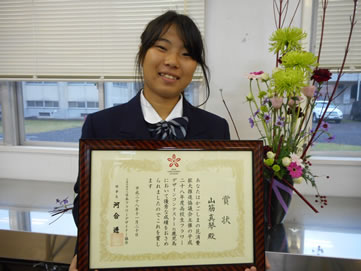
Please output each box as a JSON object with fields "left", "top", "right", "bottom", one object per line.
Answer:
{"left": 140, "top": 90, "right": 183, "bottom": 124}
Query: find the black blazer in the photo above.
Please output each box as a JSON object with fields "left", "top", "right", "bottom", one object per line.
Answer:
{"left": 72, "top": 91, "right": 230, "bottom": 228}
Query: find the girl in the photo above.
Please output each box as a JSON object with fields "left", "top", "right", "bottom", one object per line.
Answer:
{"left": 70, "top": 10, "right": 261, "bottom": 271}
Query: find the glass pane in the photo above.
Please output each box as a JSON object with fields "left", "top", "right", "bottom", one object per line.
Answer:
{"left": 312, "top": 73, "right": 361, "bottom": 152}
{"left": 30, "top": 211, "right": 77, "bottom": 236}
{"left": 0, "top": 209, "right": 10, "bottom": 230}
{"left": 104, "top": 81, "right": 200, "bottom": 109}
{"left": 22, "top": 81, "right": 99, "bottom": 143}
{"left": 104, "top": 82, "right": 138, "bottom": 108}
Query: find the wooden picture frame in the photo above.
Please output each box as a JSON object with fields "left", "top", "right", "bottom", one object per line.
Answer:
{"left": 77, "top": 140, "right": 264, "bottom": 271}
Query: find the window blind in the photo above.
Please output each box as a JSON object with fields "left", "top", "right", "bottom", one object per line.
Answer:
{"left": 315, "top": 0, "right": 361, "bottom": 71}
{"left": 0, "top": 0, "right": 205, "bottom": 81}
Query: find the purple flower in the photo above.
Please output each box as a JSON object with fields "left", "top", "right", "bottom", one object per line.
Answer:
{"left": 327, "top": 135, "right": 335, "bottom": 142}
{"left": 275, "top": 116, "right": 284, "bottom": 127}
{"left": 321, "top": 121, "right": 329, "bottom": 132}
{"left": 262, "top": 98, "right": 270, "bottom": 105}
{"left": 248, "top": 117, "right": 254, "bottom": 128}
{"left": 253, "top": 109, "right": 260, "bottom": 117}
{"left": 264, "top": 114, "right": 271, "bottom": 124}
{"left": 63, "top": 199, "right": 69, "bottom": 205}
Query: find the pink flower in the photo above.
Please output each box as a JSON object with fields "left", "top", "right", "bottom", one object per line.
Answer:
{"left": 287, "top": 162, "right": 303, "bottom": 178}
{"left": 247, "top": 71, "right": 264, "bottom": 80}
{"left": 250, "top": 71, "right": 264, "bottom": 75}
{"left": 302, "top": 86, "right": 316, "bottom": 98}
{"left": 288, "top": 96, "right": 303, "bottom": 106}
{"left": 270, "top": 97, "right": 283, "bottom": 109}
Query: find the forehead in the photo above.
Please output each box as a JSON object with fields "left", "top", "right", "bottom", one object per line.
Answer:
{"left": 158, "top": 24, "right": 185, "bottom": 43}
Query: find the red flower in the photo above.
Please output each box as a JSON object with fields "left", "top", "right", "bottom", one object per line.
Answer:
{"left": 311, "top": 69, "right": 332, "bottom": 83}
{"left": 263, "top": 146, "right": 272, "bottom": 158}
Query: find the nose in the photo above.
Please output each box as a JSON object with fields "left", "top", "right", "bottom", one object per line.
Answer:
{"left": 164, "top": 52, "right": 179, "bottom": 68}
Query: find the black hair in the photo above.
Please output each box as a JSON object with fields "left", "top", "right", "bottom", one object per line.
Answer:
{"left": 136, "top": 10, "right": 210, "bottom": 106}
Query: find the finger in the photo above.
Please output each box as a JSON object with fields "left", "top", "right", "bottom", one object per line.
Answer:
{"left": 266, "top": 255, "right": 271, "bottom": 269}
{"left": 69, "top": 254, "right": 77, "bottom": 271}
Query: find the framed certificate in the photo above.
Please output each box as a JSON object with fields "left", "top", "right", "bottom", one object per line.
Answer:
{"left": 77, "top": 140, "right": 265, "bottom": 271}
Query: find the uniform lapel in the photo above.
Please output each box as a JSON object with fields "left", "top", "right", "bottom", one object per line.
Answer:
{"left": 119, "top": 91, "right": 152, "bottom": 140}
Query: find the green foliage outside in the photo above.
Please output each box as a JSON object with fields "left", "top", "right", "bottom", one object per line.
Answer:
{"left": 0, "top": 119, "right": 84, "bottom": 134}
{"left": 312, "top": 143, "right": 361, "bottom": 151}
{"left": 24, "top": 119, "right": 83, "bottom": 133}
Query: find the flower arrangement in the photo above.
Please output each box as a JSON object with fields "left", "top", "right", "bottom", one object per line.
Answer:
{"left": 221, "top": 0, "right": 358, "bottom": 224}
{"left": 49, "top": 197, "right": 73, "bottom": 224}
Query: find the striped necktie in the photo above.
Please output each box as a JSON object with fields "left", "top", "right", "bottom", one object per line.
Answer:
{"left": 148, "top": 116, "right": 189, "bottom": 140}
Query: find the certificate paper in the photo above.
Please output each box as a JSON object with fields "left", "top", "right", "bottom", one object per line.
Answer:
{"left": 90, "top": 150, "right": 253, "bottom": 268}
{"left": 78, "top": 140, "right": 265, "bottom": 271}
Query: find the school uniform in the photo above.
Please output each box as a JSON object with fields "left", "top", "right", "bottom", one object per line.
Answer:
{"left": 72, "top": 90, "right": 230, "bottom": 238}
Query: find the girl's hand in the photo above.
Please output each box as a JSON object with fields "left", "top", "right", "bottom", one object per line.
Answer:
{"left": 244, "top": 255, "right": 271, "bottom": 271}
{"left": 69, "top": 255, "right": 77, "bottom": 271}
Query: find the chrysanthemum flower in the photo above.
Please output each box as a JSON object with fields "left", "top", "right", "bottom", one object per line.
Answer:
{"left": 272, "top": 68, "right": 306, "bottom": 97}
{"left": 269, "top": 27, "right": 306, "bottom": 54}
{"left": 282, "top": 51, "right": 318, "bottom": 72}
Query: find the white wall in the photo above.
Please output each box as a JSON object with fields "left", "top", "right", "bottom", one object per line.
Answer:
{"left": 0, "top": 0, "right": 360, "bottom": 200}
{"left": 204, "top": 0, "right": 302, "bottom": 140}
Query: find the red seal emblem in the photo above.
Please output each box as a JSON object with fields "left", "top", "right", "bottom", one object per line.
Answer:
{"left": 168, "top": 154, "right": 181, "bottom": 167}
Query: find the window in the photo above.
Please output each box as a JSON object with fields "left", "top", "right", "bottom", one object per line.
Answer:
{"left": 309, "top": 0, "right": 361, "bottom": 153}
{"left": 68, "top": 101, "right": 86, "bottom": 108}
{"left": 22, "top": 81, "right": 99, "bottom": 143}
{"left": 0, "top": 209, "right": 10, "bottom": 230}
{"left": 0, "top": 1, "right": 205, "bottom": 145}
{"left": 311, "top": 73, "right": 361, "bottom": 152}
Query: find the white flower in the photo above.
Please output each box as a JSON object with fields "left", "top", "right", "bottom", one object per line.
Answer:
{"left": 290, "top": 153, "right": 304, "bottom": 168}
{"left": 293, "top": 176, "right": 304, "bottom": 184}
{"left": 267, "top": 151, "right": 276, "bottom": 159}
{"left": 261, "top": 72, "right": 270, "bottom": 81}
{"left": 282, "top": 157, "right": 291, "bottom": 167}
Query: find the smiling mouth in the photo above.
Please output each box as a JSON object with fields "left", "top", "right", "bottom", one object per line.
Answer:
{"left": 159, "top": 73, "right": 179, "bottom": 80}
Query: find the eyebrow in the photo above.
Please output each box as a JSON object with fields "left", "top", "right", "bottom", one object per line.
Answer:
{"left": 157, "top": 38, "right": 172, "bottom": 44}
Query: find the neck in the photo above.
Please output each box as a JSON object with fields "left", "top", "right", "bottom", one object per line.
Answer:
{"left": 143, "top": 91, "right": 180, "bottom": 120}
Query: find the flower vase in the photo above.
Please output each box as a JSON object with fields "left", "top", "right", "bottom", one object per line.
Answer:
{"left": 264, "top": 177, "right": 293, "bottom": 229}
{"left": 265, "top": 223, "right": 289, "bottom": 253}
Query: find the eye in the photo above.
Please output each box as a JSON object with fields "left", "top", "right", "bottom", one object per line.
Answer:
{"left": 155, "top": 45, "right": 167, "bottom": 51}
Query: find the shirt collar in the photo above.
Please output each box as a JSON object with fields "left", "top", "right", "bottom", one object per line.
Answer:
{"left": 140, "top": 90, "right": 183, "bottom": 124}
